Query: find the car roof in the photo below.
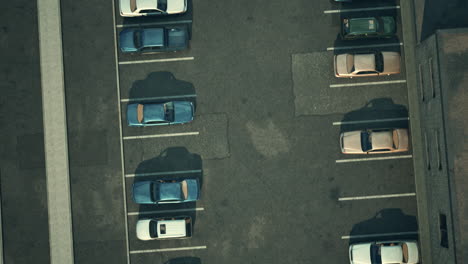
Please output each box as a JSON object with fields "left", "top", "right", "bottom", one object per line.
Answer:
{"left": 354, "top": 54, "right": 376, "bottom": 72}
{"left": 370, "top": 130, "right": 393, "bottom": 150}
{"left": 141, "top": 28, "right": 165, "bottom": 47}
{"left": 158, "top": 182, "right": 183, "bottom": 201}
{"left": 157, "top": 219, "right": 186, "bottom": 238}
{"left": 349, "top": 17, "right": 378, "bottom": 34}
{"left": 136, "top": 0, "right": 158, "bottom": 10}
{"left": 143, "top": 103, "right": 166, "bottom": 122}
{"left": 381, "top": 245, "right": 403, "bottom": 263}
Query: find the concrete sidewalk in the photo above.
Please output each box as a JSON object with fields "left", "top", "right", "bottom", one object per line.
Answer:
{"left": 37, "top": 0, "right": 74, "bottom": 263}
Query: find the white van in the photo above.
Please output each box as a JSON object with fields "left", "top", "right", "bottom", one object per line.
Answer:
{"left": 136, "top": 217, "right": 192, "bottom": 241}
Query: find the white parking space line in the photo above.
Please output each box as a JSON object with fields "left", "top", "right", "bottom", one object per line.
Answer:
{"left": 327, "top": 42, "right": 403, "bottom": 51}
{"left": 341, "top": 231, "right": 418, "bottom": 240}
{"left": 119, "top": 57, "right": 194, "bottom": 65}
{"left": 336, "top": 155, "right": 412, "bottom": 163}
{"left": 116, "top": 20, "right": 193, "bottom": 28}
{"left": 111, "top": 0, "right": 130, "bottom": 262}
{"left": 125, "top": 169, "right": 202, "bottom": 178}
{"left": 130, "top": 246, "right": 207, "bottom": 254}
{"left": 128, "top": 207, "right": 205, "bottom": 216}
{"left": 123, "top": 132, "right": 199, "bottom": 140}
{"left": 338, "top": 192, "right": 416, "bottom": 201}
{"left": 332, "top": 117, "right": 409, "bottom": 126}
{"left": 121, "top": 94, "right": 197, "bottom": 103}
{"left": 324, "top": 5, "right": 400, "bottom": 14}
{"left": 330, "top": 80, "right": 406, "bottom": 88}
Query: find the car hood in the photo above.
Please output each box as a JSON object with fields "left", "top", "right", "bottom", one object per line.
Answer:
{"left": 381, "top": 16, "right": 396, "bottom": 34}
{"left": 173, "top": 101, "right": 194, "bottom": 124}
{"left": 127, "top": 103, "right": 141, "bottom": 126}
{"left": 166, "top": 0, "right": 186, "bottom": 14}
{"left": 341, "top": 131, "right": 363, "bottom": 154}
{"left": 370, "top": 131, "right": 393, "bottom": 150}
{"left": 119, "top": 29, "right": 138, "bottom": 52}
{"left": 381, "top": 52, "right": 400, "bottom": 74}
{"left": 405, "top": 242, "right": 419, "bottom": 263}
{"left": 350, "top": 244, "right": 372, "bottom": 264}
{"left": 132, "top": 181, "right": 154, "bottom": 204}
{"left": 335, "top": 54, "right": 349, "bottom": 76}
{"left": 119, "top": 0, "right": 133, "bottom": 16}
{"left": 136, "top": 219, "right": 152, "bottom": 240}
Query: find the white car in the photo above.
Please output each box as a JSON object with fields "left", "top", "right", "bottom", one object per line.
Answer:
{"left": 334, "top": 52, "right": 400, "bottom": 78}
{"left": 340, "top": 128, "right": 409, "bottom": 154}
{"left": 349, "top": 241, "right": 419, "bottom": 264}
{"left": 136, "top": 217, "right": 191, "bottom": 241}
{"left": 119, "top": 0, "right": 187, "bottom": 17}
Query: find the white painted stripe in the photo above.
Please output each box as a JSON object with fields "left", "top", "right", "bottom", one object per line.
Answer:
{"left": 324, "top": 5, "right": 400, "bottom": 14}
{"left": 128, "top": 207, "right": 205, "bottom": 216}
{"left": 119, "top": 57, "right": 194, "bottom": 65}
{"left": 327, "top": 42, "right": 403, "bottom": 51}
{"left": 117, "top": 20, "right": 193, "bottom": 28}
{"left": 341, "top": 231, "right": 418, "bottom": 240}
{"left": 125, "top": 169, "right": 202, "bottom": 178}
{"left": 111, "top": 0, "right": 131, "bottom": 261}
{"left": 330, "top": 80, "right": 406, "bottom": 88}
{"left": 121, "top": 94, "right": 196, "bottom": 103}
{"left": 336, "top": 155, "right": 412, "bottom": 163}
{"left": 338, "top": 192, "right": 416, "bottom": 201}
{"left": 123, "top": 131, "right": 199, "bottom": 140}
{"left": 332, "top": 117, "right": 409, "bottom": 126}
{"left": 130, "top": 246, "right": 207, "bottom": 254}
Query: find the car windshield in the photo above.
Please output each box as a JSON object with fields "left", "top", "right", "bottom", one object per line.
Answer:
{"left": 164, "top": 102, "right": 175, "bottom": 122}
{"left": 375, "top": 52, "right": 384, "bottom": 72}
{"left": 376, "top": 17, "right": 384, "bottom": 33}
{"left": 361, "top": 131, "right": 372, "bottom": 151}
{"left": 149, "top": 220, "right": 158, "bottom": 238}
{"left": 151, "top": 182, "right": 158, "bottom": 201}
{"left": 134, "top": 31, "right": 142, "bottom": 48}
{"left": 370, "top": 244, "right": 382, "bottom": 264}
{"left": 157, "top": 0, "right": 167, "bottom": 11}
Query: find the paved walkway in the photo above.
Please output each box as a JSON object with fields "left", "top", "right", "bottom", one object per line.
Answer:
{"left": 37, "top": 0, "right": 75, "bottom": 263}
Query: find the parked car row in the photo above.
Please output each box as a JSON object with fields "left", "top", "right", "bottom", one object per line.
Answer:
{"left": 333, "top": 4, "right": 419, "bottom": 264}
{"left": 118, "top": 0, "right": 190, "bottom": 53}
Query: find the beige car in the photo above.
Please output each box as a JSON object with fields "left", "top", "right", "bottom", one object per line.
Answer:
{"left": 340, "top": 128, "right": 409, "bottom": 154}
{"left": 334, "top": 51, "right": 400, "bottom": 78}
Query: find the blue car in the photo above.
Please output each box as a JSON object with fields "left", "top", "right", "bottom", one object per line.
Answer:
{"left": 132, "top": 179, "right": 200, "bottom": 204}
{"left": 119, "top": 26, "right": 189, "bottom": 53}
{"left": 127, "top": 101, "right": 194, "bottom": 127}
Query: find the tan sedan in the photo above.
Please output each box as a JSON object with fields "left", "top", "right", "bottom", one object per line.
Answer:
{"left": 334, "top": 51, "right": 400, "bottom": 78}
{"left": 340, "top": 128, "right": 409, "bottom": 154}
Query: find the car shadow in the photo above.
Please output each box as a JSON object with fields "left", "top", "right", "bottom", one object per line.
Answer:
{"left": 339, "top": 97, "right": 409, "bottom": 133}
{"left": 348, "top": 208, "right": 418, "bottom": 246}
{"left": 132, "top": 147, "right": 203, "bottom": 236}
{"left": 128, "top": 71, "right": 197, "bottom": 109}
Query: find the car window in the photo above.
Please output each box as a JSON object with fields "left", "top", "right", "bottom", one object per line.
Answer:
{"left": 157, "top": 0, "right": 167, "bottom": 11}
{"left": 357, "top": 71, "right": 377, "bottom": 75}
{"left": 139, "top": 9, "right": 156, "bottom": 13}
{"left": 361, "top": 131, "right": 372, "bottom": 152}
{"left": 130, "top": 0, "right": 137, "bottom": 12}
{"left": 370, "top": 244, "right": 383, "bottom": 264}
{"left": 144, "top": 120, "right": 166, "bottom": 124}
{"left": 370, "top": 148, "right": 391, "bottom": 152}
{"left": 347, "top": 54, "right": 354, "bottom": 73}
{"left": 134, "top": 31, "right": 141, "bottom": 49}
{"left": 164, "top": 102, "right": 175, "bottom": 122}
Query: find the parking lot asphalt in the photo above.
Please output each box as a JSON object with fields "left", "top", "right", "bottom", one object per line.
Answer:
{"left": 0, "top": 0, "right": 51, "bottom": 263}
{"left": 61, "top": 0, "right": 417, "bottom": 263}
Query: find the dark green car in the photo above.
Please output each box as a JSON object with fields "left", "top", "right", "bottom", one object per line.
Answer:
{"left": 342, "top": 16, "right": 396, "bottom": 39}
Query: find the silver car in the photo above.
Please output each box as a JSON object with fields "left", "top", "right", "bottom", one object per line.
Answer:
{"left": 349, "top": 240, "right": 419, "bottom": 264}
{"left": 334, "top": 51, "right": 400, "bottom": 78}
{"left": 340, "top": 128, "right": 409, "bottom": 154}
{"left": 119, "top": 0, "right": 187, "bottom": 17}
